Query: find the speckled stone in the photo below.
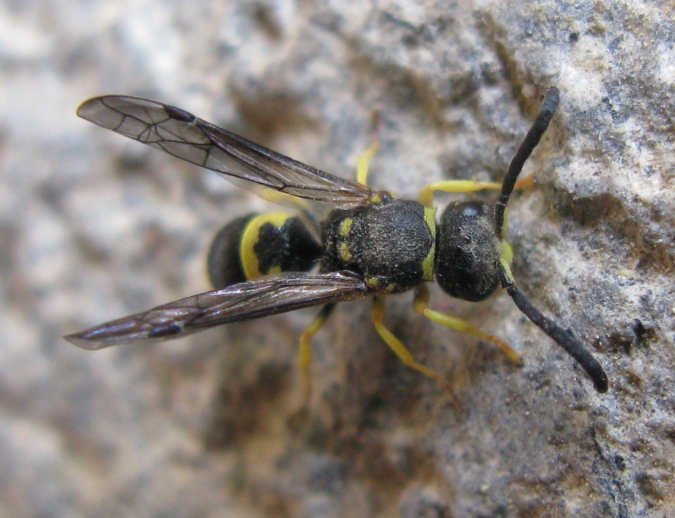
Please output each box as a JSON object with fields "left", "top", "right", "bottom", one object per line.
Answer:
{"left": 2, "top": 0, "right": 673, "bottom": 516}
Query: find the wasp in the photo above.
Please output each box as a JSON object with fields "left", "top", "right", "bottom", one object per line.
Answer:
{"left": 65, "top": 87, "right": 608, "bottom": 396}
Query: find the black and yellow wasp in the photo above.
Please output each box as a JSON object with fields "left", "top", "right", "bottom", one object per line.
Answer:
{"left": 65, "top": 87, "right": 608, "bottom": 396}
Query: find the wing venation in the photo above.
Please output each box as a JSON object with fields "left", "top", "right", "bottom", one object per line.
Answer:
{"left": 65, "top": 272, "right": 369, "bottom": 350}
{"left": 77, "top": 96, "right": 376, "bottom": 206}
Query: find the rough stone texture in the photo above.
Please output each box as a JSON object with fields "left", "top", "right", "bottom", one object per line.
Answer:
{"left": 2, "top": 0, "right": 673, "bottom": 516}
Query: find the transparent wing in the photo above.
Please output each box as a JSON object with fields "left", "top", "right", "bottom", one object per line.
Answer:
{"left": 77, "top": 96, "right": 376, "bottom": 207}
{"left": 64, "top": 272, "right": 369, "bottom": 350}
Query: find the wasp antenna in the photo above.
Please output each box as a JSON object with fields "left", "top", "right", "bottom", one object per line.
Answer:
{"left": 495, "top": 86, "right": 560, "bottom": 238}
{"left": 501, "top": 277, "right": 608, "bottom": 393}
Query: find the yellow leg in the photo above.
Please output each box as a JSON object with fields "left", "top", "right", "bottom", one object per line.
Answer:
{"left": 356, "top": 116, "right": 380, "bottom": 186}
{"left": 371, "top": 297, "right": 462, "bottom": 409}
{"left": 514, "top": 175, "right": 534, "bottom": 189}
{"left": 412, "top": 286, "right": 522, "bottom": 365}
{"left": 418, "top": 176, "right": 534, "bottom": 207}
{"left": 298, "top": 304, "right": 335, "bottom": 401}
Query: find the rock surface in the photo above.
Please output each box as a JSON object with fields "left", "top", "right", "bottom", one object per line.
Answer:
{"left": 1, "top": 0, "right": 673, "bottom": 516}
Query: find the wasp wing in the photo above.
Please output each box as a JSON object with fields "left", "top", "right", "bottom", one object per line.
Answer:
{"left": 64, "top": 272, "right": 369, "bottom": 350}
{"left": 77, "top": 96, "right": 375, "bottom": 207}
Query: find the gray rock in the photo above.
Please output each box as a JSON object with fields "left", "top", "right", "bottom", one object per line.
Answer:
{"left": 2, "top": 0, "right": 673, "bottom": 516}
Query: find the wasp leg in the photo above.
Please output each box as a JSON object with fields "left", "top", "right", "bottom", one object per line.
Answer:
{"left": 372, "top": 296, "right": 462, "bottom": 409}
{"left": 298, "top": 304, "right": 336, "bottom": 401}
{"left": 418, "top": 177, "right": 534, "bottom": 207}
{"left": 356, "top": 115, "right": 381, "bottom": 186}
{"left": 413, "top": 285, "right": 522, "bottom": 365}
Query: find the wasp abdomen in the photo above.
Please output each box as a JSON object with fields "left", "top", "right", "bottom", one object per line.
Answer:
{"left": 208, "top": 212, "right": 322, "bottom": 289}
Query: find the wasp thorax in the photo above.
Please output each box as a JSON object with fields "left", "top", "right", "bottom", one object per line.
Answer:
{"left": 321, "top": 199, "right": 435, "bottom": 293}
{"left": 435, "top": 200, "right": 501, "bottom": 302}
